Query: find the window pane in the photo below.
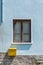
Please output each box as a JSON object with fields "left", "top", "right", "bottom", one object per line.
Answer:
{"left": 14, "top": 34, "right": 21, "bottom": 42}
{"left": 23, "top": 35, "right": 31, "bottom": 42}
{"left": 23, "top": 22, "right": 31, "bottom": 33}
{"left": 14, "top": 22, "right": 21, "bottom": 33}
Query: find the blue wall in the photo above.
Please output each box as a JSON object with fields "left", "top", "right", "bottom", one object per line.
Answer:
{"left": 0, "top": 0, "right": 43, "bottom": 55}
{"left": 0, "top": 0, "right": 2, "bottom": 25}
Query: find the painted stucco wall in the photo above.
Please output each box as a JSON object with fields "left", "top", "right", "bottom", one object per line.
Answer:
{"left": 0, "top": 0, "right": 43, "bottom": 55}
{"left": 0, "top": 0, "right": 2, "bottom": 25}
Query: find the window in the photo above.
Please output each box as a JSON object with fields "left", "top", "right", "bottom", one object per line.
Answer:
{"left": 13, "top": 19, "right": 31, "bottom": 43}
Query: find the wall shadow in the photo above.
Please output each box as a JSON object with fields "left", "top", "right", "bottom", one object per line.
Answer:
{"left": 10, "top": 44, "right": 32, "bottom": 50}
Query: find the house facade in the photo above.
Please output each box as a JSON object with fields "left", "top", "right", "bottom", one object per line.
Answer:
{"left": 0, "top": 0, "right": 43, "bottom": 55}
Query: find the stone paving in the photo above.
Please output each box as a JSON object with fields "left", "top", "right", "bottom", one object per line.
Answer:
{"left": 0, "top": 53, "right": 43, "bottom": 65}
{"left": 0, "top": 53, "right": 36, "bottom": 65}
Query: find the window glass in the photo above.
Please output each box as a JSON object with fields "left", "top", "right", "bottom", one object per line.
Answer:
{"left": 14, "top": 22, "right": 21, "bottom": 33}
{"left": 23, "top": 22, "right": 30, "bottom": 33}
{"left": 14, "top": 34, "right": 21, "bottom": 42}
{"left": 23, "top": 35, "right": 30, "bottom": 42}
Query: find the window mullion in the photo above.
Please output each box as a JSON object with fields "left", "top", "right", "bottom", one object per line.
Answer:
{"left": 21, "top": 22, "right": 23, "bottom": 42}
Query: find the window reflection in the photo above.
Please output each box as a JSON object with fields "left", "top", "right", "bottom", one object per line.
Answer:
{"left": 23, "top": 35, "right": 30, "bottom": 42}
{"left": 14, "top": 22, "right": 21, "bottom": 33}
{"left": 23, "top": 22, "right": 31, "bottom": 33}
{"left": 14, "top": 34, "right": 21, "bottom": 42}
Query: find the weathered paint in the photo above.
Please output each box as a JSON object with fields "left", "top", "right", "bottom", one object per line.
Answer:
{"left": 0, "top": 0, "right": 43, "bottom": 55}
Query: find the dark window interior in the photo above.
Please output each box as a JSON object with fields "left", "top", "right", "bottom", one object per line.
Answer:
{"left": 13, "top": 19, "right": 31, "bottom": 42}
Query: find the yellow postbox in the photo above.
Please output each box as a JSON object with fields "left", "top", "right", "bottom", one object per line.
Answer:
{"left": 8, "top": 48, "right": 16, "bottom": 56}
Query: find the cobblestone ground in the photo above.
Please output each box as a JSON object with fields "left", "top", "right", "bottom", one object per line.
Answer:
{"left": 0, "top": 53, "right": 36, "bottom": 65}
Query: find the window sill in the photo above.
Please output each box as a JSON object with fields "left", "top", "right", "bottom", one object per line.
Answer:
{"left": 11, "top": 42, "right": 32, "bottom": 44}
